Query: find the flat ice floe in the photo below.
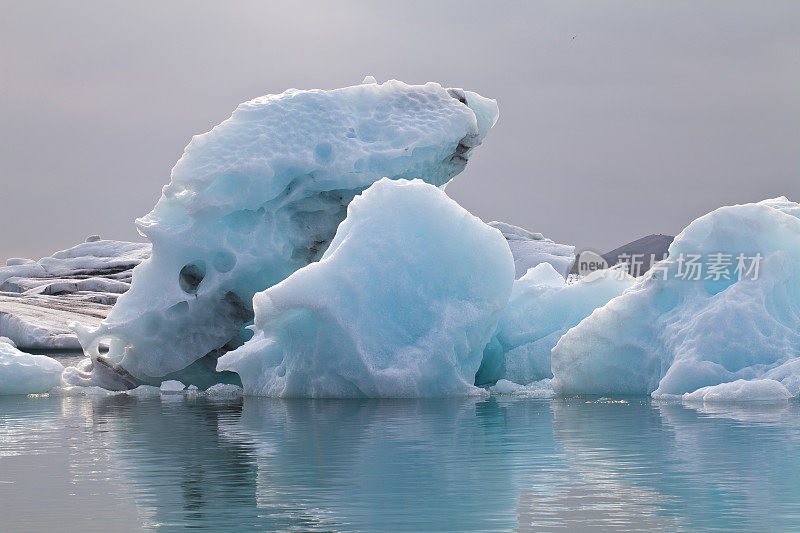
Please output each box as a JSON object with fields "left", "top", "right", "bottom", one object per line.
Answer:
{"left": 217, "top": 178, "right": 514, "bottom": 397}
{"left": 67, "top": 79, "right": 499, "bottom": 390}
{"left": 0, "top": 239, "right": 150, "bottom": 349}
{"left": 552, "top": 197, "right": 800, "bottom": 400}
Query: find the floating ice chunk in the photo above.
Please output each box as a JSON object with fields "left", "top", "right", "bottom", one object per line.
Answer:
{"left": 48, "top": 385, "right": 123, "bottom": 397}
{"left": 476, "top": 263, "right": 633, "bottom": 386}
{"left": 217, "top": 178, "right": 514, "bottom": 397}
{"left": 159, "top": 380, "right": 186, "bottom": 393}
{"left": 0, "top": 339, "right": 64, "bottom": 395}
{"left": 488, "top": 378, "right": 554, "bottom": 397}
{"left": 205, "top": 383, "right": 244, "bottom": 398}
{"left": 682, "top": 379, "right": 792, "bottom": 403}
{"left": 489, "top": 222, "right": 575, "bottom": 278}
{"left": 127, "top": 385, "right": 162, "bottom": 398}
{"left": 70, "top": 80, "right": 498, "bottom": 390}
{"left": 552, "top": 197, "right": 800, "bottom": 399}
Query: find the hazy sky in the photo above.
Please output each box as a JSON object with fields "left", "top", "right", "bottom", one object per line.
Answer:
{"left": 1, "top": 1, "right": 798, "bottom": 263}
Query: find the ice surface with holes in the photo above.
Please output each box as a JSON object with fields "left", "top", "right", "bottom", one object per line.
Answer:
{"left": 552, "top": 197, "right": 800, "bottom": 400}
{"left": 0, "top": 336, "right": 64, "bottom": 395}
{"left": 217, "top": 179, "right": 514, "bottom": 397}
{"left": 66, "top": 79, "right": 498, "bottom": 390}
{"left": 475, "top": 263, "right": 634, "bottom": 386}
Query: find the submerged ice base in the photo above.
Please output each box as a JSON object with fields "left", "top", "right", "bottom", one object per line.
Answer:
{"left": 217, "top": 179, "right": 514, "bottom": 397}
{"left": 67, "top": 80, "right": 498, "bottom": 389}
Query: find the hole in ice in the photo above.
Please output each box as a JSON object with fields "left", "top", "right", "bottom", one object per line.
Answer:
{"left": 222, "top": 291, "right": 255, "bottom": 323}
{"left": 167, "top": 301, "right": 189, "bottom": 317}
{"left": 179, "top": 260, "right": 207, "bottom": 294}
{"left": 89, "top": 336, "right": 121, "bottom": 361}
{"left": 447, "top": 88, "right": 468, "bottom": 105}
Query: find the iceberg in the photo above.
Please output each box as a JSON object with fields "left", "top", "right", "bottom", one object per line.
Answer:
{"left": 67, "top": 80, "right": 499, "bottom": 389}
{"left": 489, "top": 222, "right": 575, "bottom": 279}
{"left": 488, "top": 378, "right": 554, "bottom": 397}
{"left": 552, "top": 197, "right": 800, "bottom": 399}
{"left": 0, "top": 239, "right": 150, "bottom": 289}
{"left": 0, "top": 336, "right": 64, "bottom": 395}
{"left": 205, "top": 383, "right": 244, "bottom": 398}
{"left": 159, "top": 380, "right": 186, "bottom": 393}
{"left": 682, "top": 379, "right": 792, "bottom": 403}
{"left": 217, "top": 178, "right": 514, "bottom": 397}
{"left": 0, "top": 239, "right": 150, "bottom": 349}
{"left": 475, "top": 263, "right": 634, "bottom": 386}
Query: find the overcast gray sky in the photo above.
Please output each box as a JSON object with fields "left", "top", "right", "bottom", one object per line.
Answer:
{"left": 1, "top": 1, "right": 798, "bottom": 263}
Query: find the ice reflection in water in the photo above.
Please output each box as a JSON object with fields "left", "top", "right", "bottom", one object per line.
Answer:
{"left": 0, "top": 394, "right": 798, "bottom": 532}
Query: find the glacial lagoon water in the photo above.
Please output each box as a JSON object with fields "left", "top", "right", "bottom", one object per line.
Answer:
{"left": 1, "top": 359, "right": 800, "bottom": 531}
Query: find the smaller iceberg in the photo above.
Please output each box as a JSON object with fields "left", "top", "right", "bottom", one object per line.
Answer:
{"left": 476, "top": 263, "right": 634, "bottom": 386}
{"left": 0, "top": 337, "right": 64, "bottom": 395}
{"left": 682, "top": 379, "right": 792, "bottom": 403}
{"left": 159, "top": 380, "right": 186, "bottom": 393}
{"left": 552, "top": 197, "right": 800, "bottom": 399}
{"left": 488, "top": 222, "right": 575, "bottom": 278}
{"left": 488, "top": 378, "right": 554, "bottom": 398}
{"left": 217, "top": 178, "right": 514, "bottom": 397}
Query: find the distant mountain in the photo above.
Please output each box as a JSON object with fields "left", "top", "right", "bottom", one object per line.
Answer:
{"left": 602, "top": 234, "right": 674, "bottom": 276}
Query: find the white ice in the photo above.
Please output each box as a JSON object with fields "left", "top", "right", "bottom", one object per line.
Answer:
{"left": 0, "top": 239, "right": 149, "bottom": 289}
{"left": 217, "top": 178, "right": 514, "bottom": 397}
{"left": 682, "top": 379, "right": 792, "bottom": 403}
{"left": 159, "top": 380, "right": 186, "bottom": 392}
{"left": 205, "top": 383, "right": 244, "bottom": 398}
{"left": 476, "top": 263, "right": 633, "bottom": 386}
{"left": 488, "top": 222, "right": 575, "bottom": 279}
{"left": 552, "top": 197, "right": 800, "bottom": 400}
{"left": 0, "top": 238, "right": 149, "bottom": 349}
{"left": 0, "top": 336, "right": 64, "bottom": 395}
{"left": 68, "top": 80, "right": 498, "bottom": 390}
{"left": 488, "top": 378, "right": 554, "bottom": 398}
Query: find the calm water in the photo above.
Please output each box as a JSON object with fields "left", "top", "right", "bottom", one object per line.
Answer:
{"left": 1, "top": 386, "right": 799, "bottom": 532}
